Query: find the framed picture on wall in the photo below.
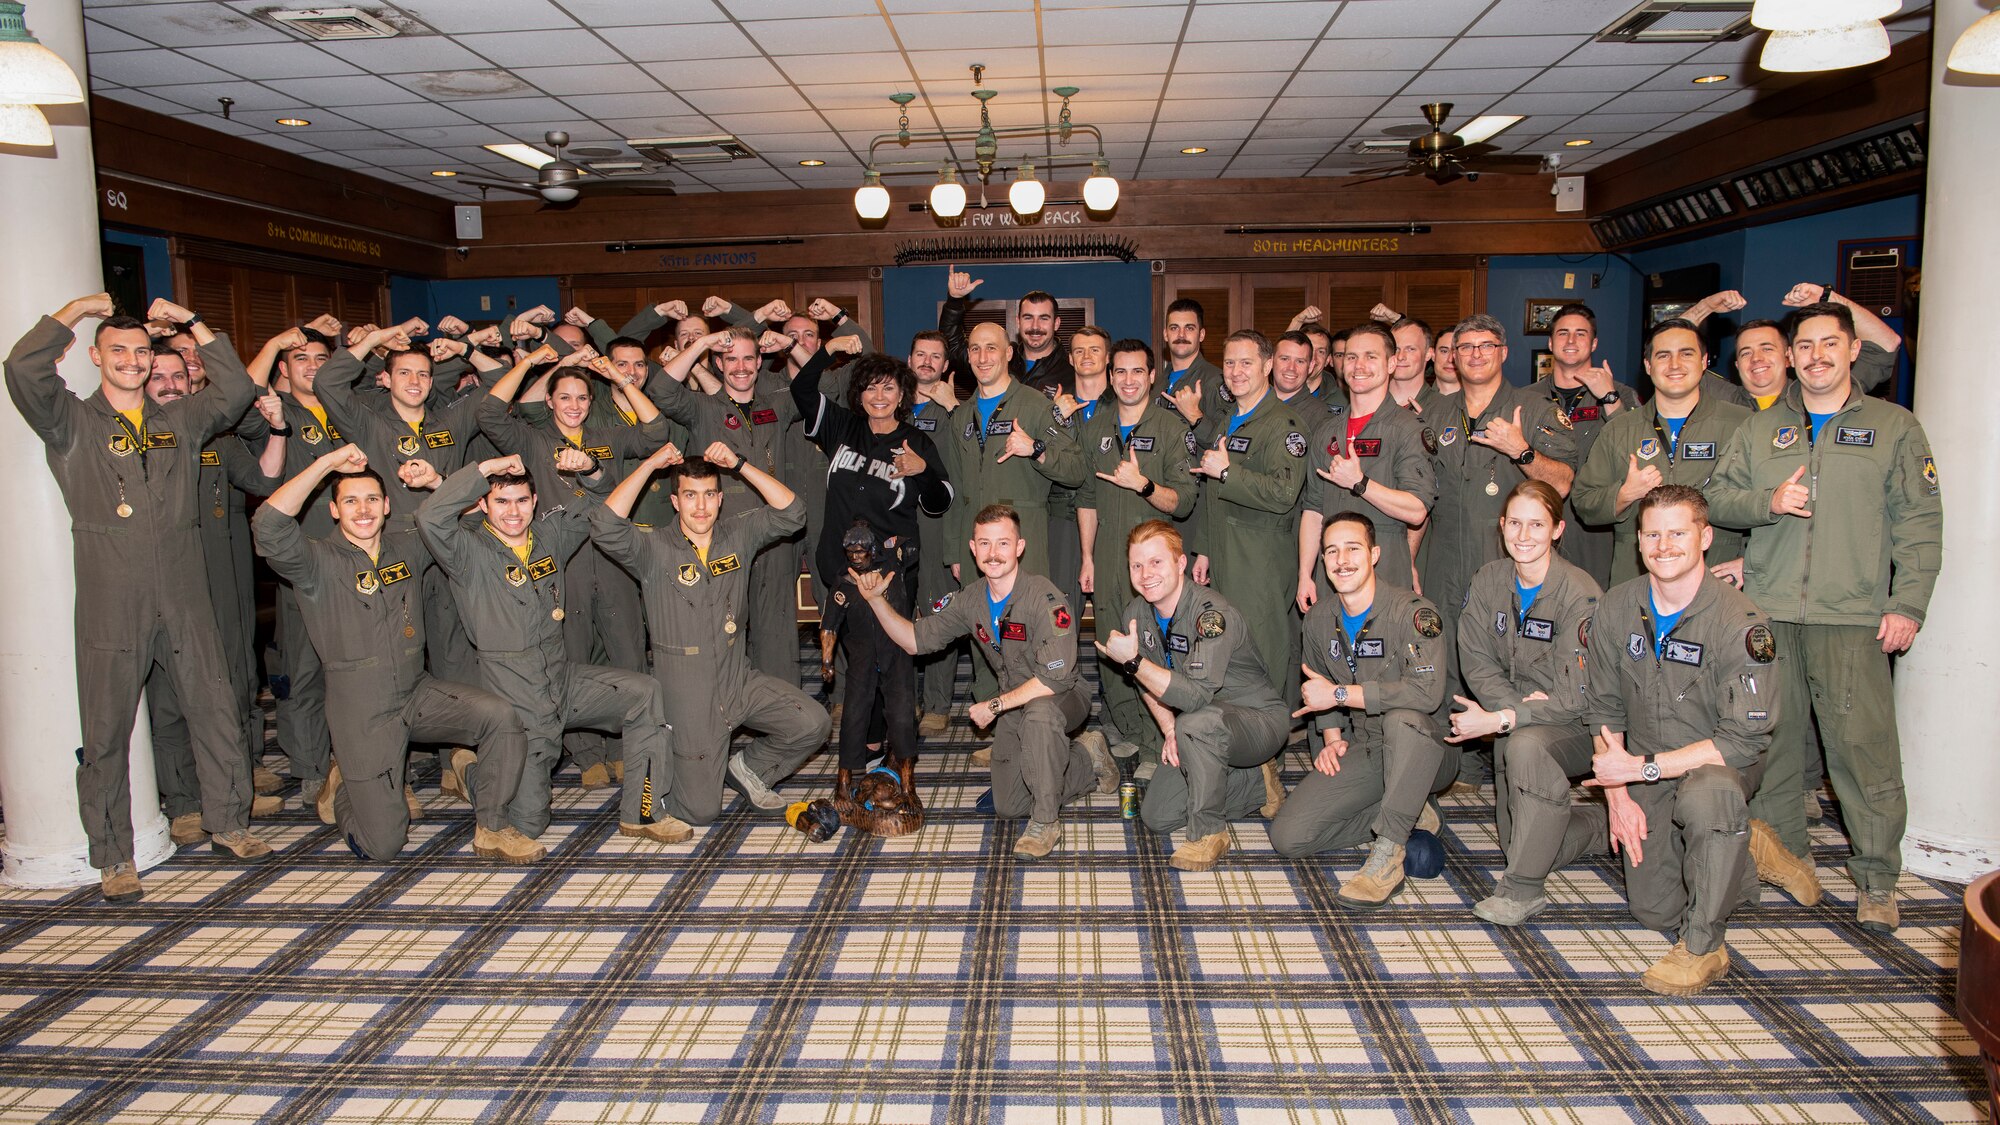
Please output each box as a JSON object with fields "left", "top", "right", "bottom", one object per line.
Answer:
{"left": 1523, "top": 298, "right": 1568, "bottom": 336}
{"left": 1532, "top": 348, "right": 1554, "bottom": 381}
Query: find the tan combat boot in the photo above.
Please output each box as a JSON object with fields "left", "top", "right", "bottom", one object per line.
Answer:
{"left": 919, "top": 712, "right": 949, "bottom": 737}
{"left": 1258, "top": 759, "right": 1287, "bottom": 818}
{"left": 1076, "top": 731, "right": 1118, "bottom": 795}
{"left": 440, "top": 748, "right": 476, "bottom": 802}
{"left": 969, "top": 746, "right": 993, "bottom": 768}
{"left": 403, "top": 785, "right": 424, "bottom": 821}
{"left": 620, "top": 818, "right": 694, "bottom": 845}
{"left": 252, "top": 765, "right": 283, "bottom": 795}
{"left": 610, "top": 759, "right": 624, "bottom": 784}
{"left": 1013, "top": 819, "right": 1061, "bottom": 860}
{"left": 578, "top": 762, "right": 613, "bottom": 790}
{"left": 473, "top": 825, "right": 547, "bottom": 862}
{"left": 1170, "top": 831, "right": 1232, "bottom": 872}
{"left": 1642, "top": 941, "right": 1731, "bottom": 996}
{"left": 211, "top": 829, "right": 273, "bottom": 859}
{"left": 1417, "top": 800, "right": 1441, "bottom": 835}
{"left": 99, "top": 861, "right": 142, "bottom": 903}
{"left": 1748, "top": 819, "right": 1823, "bottom": 906}
{"left": 169, "top": 812, "right": 205, "bottom": 846}
{"left": 315, "top": 764, "right": 342, "bottom": 825}
{"left": 251, "top": 795, "right": 282, "bottom": 817}
{"left": 1337, "top": 837, "right": 1407, "bottom": 909}
{"left": 1857, "top": 888, "right": 1899, "bottom": 933}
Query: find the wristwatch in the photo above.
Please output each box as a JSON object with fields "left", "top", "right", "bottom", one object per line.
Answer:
{"left": 1596, "top": 389, "right": 1620, "bottom": 405}
{"left": 1640, "top": 753, "right": 1661, "bottom": 782}
{"left": 1116, "top": 655, "right": 1141, "bottom": 677}
{"left": 183, "top": 312, "right": 203, "bottom": 325}
{"left": 1138, "top": 477, "right": 1157, "bottom": 498}
{"left": 1218, "top": 467, "right": 1230, "bottom": 483}
{"left": 1031, "top": 439, "right": 1047, "bottom": 460}
{"left": 268, "top": 423, "right": 293, "bottom": 436}
{"left": 1348, "top": 476, "right": 1370, "bottom": 499}
{"left": 1332, "top": 684, "right": 1349, "bottom": 707}
{"left": 1512, "top": 446, "right": 1537, "bottom": 466}
{"left": 1496, "top": 710, "right": 1514, "bottom": 734}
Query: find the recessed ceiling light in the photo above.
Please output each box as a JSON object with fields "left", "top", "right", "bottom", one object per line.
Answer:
{"left": 430, "top": 169, "right": 458, "bottom": 176}
{"left": 1456, "top": 115, "right": 1524, "bottom": 145}
{"left": 484, "top": 142, "right": 556, "bottom": 169}
{"left": 798, "top": 158, "right": 825, "bottom": 167}
{"left": 275, "top": 117, "right": 311, "bottom": 127}
{"left": 1180, "top": 146, "right": 1208, "bottom": 155}
{"left": 1692, "top": 73, "right": 1729, "bottom": 83}
{"left": 1564, "top": 138, "right": 1594, "bottom": 147}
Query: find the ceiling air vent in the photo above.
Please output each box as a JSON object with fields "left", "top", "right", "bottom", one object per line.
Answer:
{"left": 268, "top": 7, "right": 401, "bottom": 41}
{"left": 1599, "top": 0, "right": 1753, "bottom": 43}
{"left": 627, "top": 135, "right": 758, "bottom": 166}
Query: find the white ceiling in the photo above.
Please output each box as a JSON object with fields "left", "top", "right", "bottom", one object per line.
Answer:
{"left": 80, "top": 0, "right": 1933, "bottom": 200}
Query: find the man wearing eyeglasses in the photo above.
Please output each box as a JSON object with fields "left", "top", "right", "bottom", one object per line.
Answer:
{"left": 1419, "top": 314, "right": 1579, "bottom": 706}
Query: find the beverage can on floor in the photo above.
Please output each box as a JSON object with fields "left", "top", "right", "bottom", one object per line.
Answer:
{"left": 1119, "top": 781, "right": 1139, "bottom": 820}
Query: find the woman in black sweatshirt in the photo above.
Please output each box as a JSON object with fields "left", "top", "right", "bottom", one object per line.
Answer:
{"left": 791, "top": 346, "right": 952, "bottom": 807}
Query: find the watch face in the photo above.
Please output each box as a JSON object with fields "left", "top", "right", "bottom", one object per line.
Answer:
{"left": 1642, "top": 763, "right": 1661, "bottom": 782}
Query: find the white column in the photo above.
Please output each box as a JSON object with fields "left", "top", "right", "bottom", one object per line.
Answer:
{"left": 0, "top": 0, "right": 170, "bottom": 886}
{"left": 1896, "top": 0, "right": 2000, "bottom": 884}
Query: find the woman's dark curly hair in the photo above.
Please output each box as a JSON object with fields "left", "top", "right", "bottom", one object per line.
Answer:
{"left": 843, "top": 353, "right": 916, "bottom": 424}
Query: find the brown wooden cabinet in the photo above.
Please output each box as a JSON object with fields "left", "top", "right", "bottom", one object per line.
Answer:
{"left": 175, "top": 238, "right": 384, "bottom": 350}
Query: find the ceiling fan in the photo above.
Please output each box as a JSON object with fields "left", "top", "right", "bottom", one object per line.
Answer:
{"left": 458, "top": 130, "right": 678, "bottom": 204}
{"left": 1349, "top": 102, "right": 1549, "bottom": 185}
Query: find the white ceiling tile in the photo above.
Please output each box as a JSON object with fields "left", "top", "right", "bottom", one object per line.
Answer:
{"left": 83, "top": 19, "right": 152, "bottom": 52}
{"left": 1302, "top": 37, "right": 1451, "bottom": 71}
{"left": 796, "top": 83, "right": 900, "bottom": 111}
{"left": 683, "top": 86, "right": 813, "bottom": 115}
{"left": 85, "top": 4, "right": 286, "bottom": 47}
{"left": 1235, "top": 137, "right": 1335, "bottom": 155}
{"left": 1432, "top": 34, "right": 1592, "bottom": 69}
{"left": 1183, "top": 1, "right": 1337, "bottom": 41}
{"left": 1326, "top": 0, "right": 1493, "bottom": 37}
{"left": 1284, "top": 70, "right": 1405, "bottom": 98}
{"left": 100, "top": 89, "right": 200, "bottom": 116}
{"left": 1404, "top": 67, "right": 1544, "bottom": 97}
{"left": 1375, "top": 93, "right": 1502, "bottom": 120}
{"left": 1592, "top": 89, "right": 1731, "bottom": 114}
{"left": 316, "top": 37, "right": 497, "bottom": 74}
{"left": 588, "top": 22, "right": 761, "bottom": 61}
{"left": 1072, "top": 99, "right": 1168, "bottom": 124}
{"left": 1043, "top": 52, "right": 1175, "bottom": 92}
{"left": 1682, "top": 39, "right": 1766, "bottom": 65}
{"left": 397, "top": 0, "right": 578, "bottom": 32}
{"left": 331, "top": 101, "right": 477, "bottom": 129}
{"left": 562, "top": 91, "right": 697, "bottom": 119}
{"left": 1267, "top": 95, "right": 1393, "bottom": 119}
{"left": 721, "top": 0, "right": 881, "bottom": 15}
{"left": 1255, "top": 116, "right": 1366, "bottom": 139}
{"left": 768, "top": 51, "right": 913, "bottom": 86}
{"left": 88, "top": 49, "right": 235, "bottom": 87}
{"left": 1156, "top": 98, "right": 1271, "bottom": 122}
{"left": 1170, "top": 39, "right": 1312, "bottom": 74}
{"left": 706, "top": 110, "right": 832, "bottom": 134}
{"left": 906, "top": 47, "right": 1041, "bottom": 82}
{"left": 1041, "top": 5, "right": 1184, "bottom": 43}
{"left": 891, "top": 11, "right": 1039, "bottom": 49}
{"left": 174, "top": 42, "right": 359, "bottom": 80}
{"left": 263, "top": 75, "right": 428, "bottom": 106}
{"left": 1559, "top": 40, "right": 1709, "bottom": 66}
{"left": 454, "top": 29, "right": 625, "bottom": 67}
{"left": 564, "top": 0, "right": 728, "bottom": 25}
{"left": 747, "top": 16, "right": 898, "bottom": 55}
{"left": 239, "top": 110, "right": 361, "bottom": 133}
{"left": 146, "top": 80, "right": 302, "bottom": 112}
{"left": 1485, "top": 91, "right": 1617, "bottom": 116}
{"left": 519, "top": 63, "right": 662, "bottom": 96}
{"left": 1466, "top": 0, "right": 1636, "bottom": 36}
{"left": 437, "top": 96, "right": 578, "bottom": 123}
{"left": 1162, "top": 70, "right": 1289, "bottom": 99}
{"left": 1567, "top": 111, "right": 1687, "bottom": 132}
{"left": 650, "top": 57, "right": 789, "bottom": 91}
{"left": 1520, "top": 65, "right": 1668, "bottom": 94}
{"left": 1635, "top": 63, "right": 1755, "bottom": 92}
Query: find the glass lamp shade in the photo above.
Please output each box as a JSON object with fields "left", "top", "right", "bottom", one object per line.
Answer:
{"left": 539, "top": 185, "right": 580, "bottom": 203}
{"left": 854, "top": 182, "right": 890, "bottom": 219}
{"left": 0, "top": 101, "right": 50, "bottom": 145}
{"left": 1082, "top": 170, "right": 1119, "bottom": 211}
{"left": 1008, "top": 174, "right": 1044, "bottom": 215}
{"left": 1750, "top": 0, "right": 1898, "bottom": 32}
{"left": 1761, "top": 21, "right": 1891, "bottom": 72}
{"left": 1947, "top": 9, "right": 2000, "bottom": 75}
{"left": 0, "top": 0, "right": 84, "bottom": 106}
{"left": 929, "top": 178, "right": 966, "bottom": 218}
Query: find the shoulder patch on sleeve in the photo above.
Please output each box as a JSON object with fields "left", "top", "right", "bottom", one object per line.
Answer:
{"left": 1413, "top": 606, "right": 1443, "bottom": 639}
{"left": 1052, "top": 604, "right": 1072, "bottom": 631}
{"left": 1746, "top": 622, "right": 1776, "bottom": 664}
{"left": 1421, "top": 427, "right": 1437, "bottom": 455}
{"left": 1578, "top": 616, "right": 1591, "bottom": 648}
{"left": 1285, "top": 431, "right": 1307, "bottom": 458}
{"left": 1195, "top": 609, "right": 1225, "bottom": 639}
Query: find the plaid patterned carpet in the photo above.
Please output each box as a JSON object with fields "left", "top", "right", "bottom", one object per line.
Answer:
{"left": 0, "top": 646, "right": 1984, "bottom": 1124}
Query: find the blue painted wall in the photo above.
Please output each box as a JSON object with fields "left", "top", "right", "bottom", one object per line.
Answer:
{"left": 390, "top": 276, "right": 563, "bottom": 327}
{"left": 102, "top": 228, "right": 174, "bottom": 307}
{"left": 882, "top": 262, "right": 1155, "bottom": 358}
{"left": 1484, "top": 193, "right": 1919, "bottom": 390}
